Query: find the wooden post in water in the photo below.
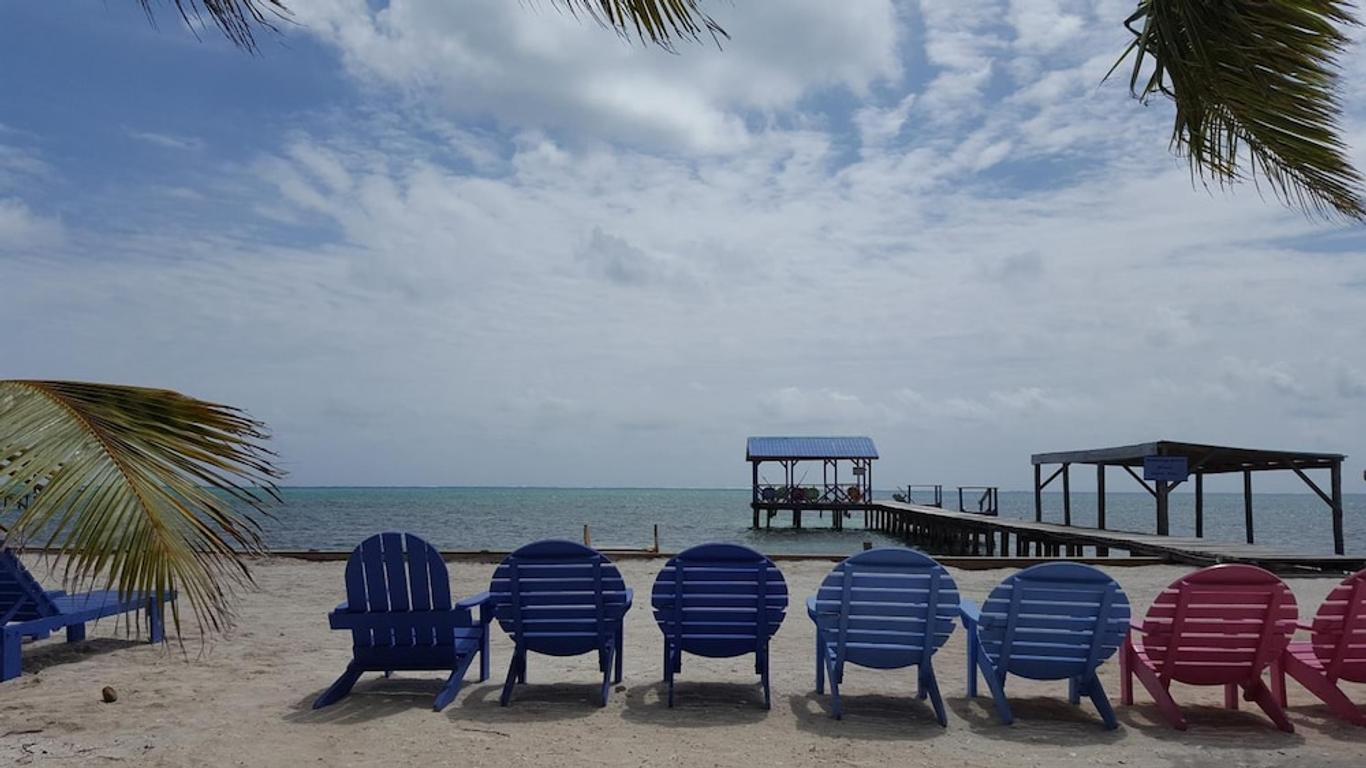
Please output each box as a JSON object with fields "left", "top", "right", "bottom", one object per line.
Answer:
{"left": 1062, "top": 463, "right": 1072, "bottom": 526}
{"left": 1331, "top": 461, "right": 1344, "bottom": 555}
{"left": 653, "top": 524, "right": 660, "bottom": 553}
{"left": 1034, "top": 464, "right": 1043, "bottom": 522}
{"left": 1194, "top": 471, "right": 1204, "bottom": 538}
{"left": 1156, "top": 480, "right": 1170, "bottom": 536}
{"left": 1243, "top": 469, "right": 1254, "bottom": 544}
{"left": 583, "top": 524, "right": 592, "bottom": 547}
{"left": 1096, "top": 465, "right": 1109, "bottom": 556}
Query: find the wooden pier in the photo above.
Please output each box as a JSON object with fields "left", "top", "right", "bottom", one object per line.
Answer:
{"left": 866, "top": 501, "right": 1364, "bottom": 573}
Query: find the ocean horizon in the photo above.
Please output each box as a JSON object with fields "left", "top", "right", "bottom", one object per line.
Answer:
{"left": 254, "top": 487, "right": 1366, "bottom": 556}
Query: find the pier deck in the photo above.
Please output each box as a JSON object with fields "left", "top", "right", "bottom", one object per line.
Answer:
{"left": 869, "top": 501, "right": 1364, "bottom": 573}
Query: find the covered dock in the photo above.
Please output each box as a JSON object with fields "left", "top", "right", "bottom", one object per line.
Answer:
{"left": 1031, "top": 440, "right": 1348, "bottom": 554}
{"left": 747, "top": 436, "right": 877, "bottom": 530}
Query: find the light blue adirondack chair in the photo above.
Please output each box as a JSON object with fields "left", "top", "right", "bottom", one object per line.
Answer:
{"left": 961, "top": 561, "right": 1129, "bottom": 729}
{"left": 651, "top": 543, "right": 787, "bottom": 708}
{"left": 807, "top": 547, "right": 959, "bottom": 723}
{"left": 1, "top": 548, "right": 172, "bottom": 682}
{"left": 488, "top": 540, "right": 632, "bottom": 707}
{"left": 314, "top": 532, "right": 493, "bottom": 711}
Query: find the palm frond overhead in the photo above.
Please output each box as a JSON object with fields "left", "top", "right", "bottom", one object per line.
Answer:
{"left": 0, "top": 380, "right": 283, "bottom": 636}
{"left": 137, "top": 1, "right": 290, "bottom": 52}
{"left": 550, "top": 0, "right": 728, "bottom": 49}
{"left": 1113, "top": 0, "right": 1365, "bottom": 220}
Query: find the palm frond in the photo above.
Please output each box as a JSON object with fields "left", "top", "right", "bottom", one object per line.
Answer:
{"left": 1112, "top": 0, "right": 1365, "bottom": 220}
{"left": 549, "top": 0, "right": 728, "bottom": 49}
{"left": 0, "top": 380, "right": 283, "bottom": 637}
{"left": 136, "top": 1, "right": 290, "bottom": 52}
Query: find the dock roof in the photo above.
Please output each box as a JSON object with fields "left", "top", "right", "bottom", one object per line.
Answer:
{"left": 1030, "top": 440, "right": 1344, "bottom": 474}
{"left": 746, "top": 436, "right": 878, "bottom": 461}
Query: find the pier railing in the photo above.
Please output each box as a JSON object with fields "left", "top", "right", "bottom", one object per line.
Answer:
{"left": 957, "top": 486, "right": 999, "bottom": 516}
{"left": 905, "top": 484, "right": 943, "bottom": 507}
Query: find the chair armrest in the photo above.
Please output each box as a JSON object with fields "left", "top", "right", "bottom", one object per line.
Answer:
{"left": 43, "top": 589, "right": 68, "bottom": 599}
{"left": 1129, "top": 620, "right": 1146, "bottom": 633}
{"left": 622, "top": 587, "right": 635, "bottom": 609}
{"left": 456, "top": 591, "right": 493, "bottom": 611}
{"left": 334, "top": 601, "right": 349, "bottom": 613}
{"left": 959, "top": 598, "right": 981, "bottom": 626}
{"left": 806, "top": 596, "right": 818, "bottom": 620}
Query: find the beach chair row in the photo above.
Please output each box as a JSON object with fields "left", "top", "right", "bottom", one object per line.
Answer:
{"left": 312, "top": 533, "right": 1366, "bottom": 732}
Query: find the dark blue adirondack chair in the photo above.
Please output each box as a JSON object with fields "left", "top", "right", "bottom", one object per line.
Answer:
{"left": 314, "top": 532, "right": 493, "bottom": 711}
{"left": 650, "top": 543, "right": 787, "bottom": 708}
{"left": 961, "top": 562, "right": 1129, "bottom": 729}
{"left": 2, "top": 548, "right": 171, "bottom": 682}
{"left": 807, "top": 547, "right": 959, "bottom": 723}
{"left": 488, "top": 540, "right": 632, "bottom": 707}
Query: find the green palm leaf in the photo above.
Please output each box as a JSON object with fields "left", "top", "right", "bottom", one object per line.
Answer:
{"left": 1113, "top": 0, "right": 1365, "bottom": 220}
{"left": 0, "top": 380, "right": 283, "bottom": 636}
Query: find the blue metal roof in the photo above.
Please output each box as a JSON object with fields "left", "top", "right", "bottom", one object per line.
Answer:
{"left": 746, "top": 436, "right": 878, "bottom": 460}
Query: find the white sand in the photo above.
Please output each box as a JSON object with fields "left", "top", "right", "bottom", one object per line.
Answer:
{"left": 2, "top": 557, "right": 1364, "bottom": 767}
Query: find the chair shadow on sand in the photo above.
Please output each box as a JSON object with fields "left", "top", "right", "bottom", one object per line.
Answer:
{"left": 619, "top": 681, "right": 770, "bottom": 727}
{"left": 786, "top": 692, "right": 947, "bottom": 741}
{"left": 286, "top": 676, "right": 607, "bottom": 726}
{"left": 285, "top": 676, "right": 456, "bottom": 726}
{"left": 1114, "top": 702, "right": 1306, "bottom": 747}
{"left": 948, "top": 696, "right": 1125, "bottom": 743}
{"left": 18, "top": 636, "right": 147, "bottom": 677}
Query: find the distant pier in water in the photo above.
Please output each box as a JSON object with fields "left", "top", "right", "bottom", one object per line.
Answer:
{"left": 748, "top": 436, "right": 1360, "bottom": 574}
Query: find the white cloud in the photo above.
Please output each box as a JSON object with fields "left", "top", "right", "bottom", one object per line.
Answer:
{"left": 0, "top": 197, "right": 63, "bottom": 249}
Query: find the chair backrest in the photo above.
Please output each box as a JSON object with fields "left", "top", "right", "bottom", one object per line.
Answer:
{"left": 489, "top": 540, "right": 629, "bottom": 657}
{"left": 812, "top": 547, "right": 959, "bottom": 670}
{"left": 1140, "top": 564, "right": 1297, "bottom": 686}
{"left": 1308, "top": 567, "right": 1366, "bottom": 683}
{"left": 650, "top": 543, "right": 787, "bottom": 658}
{"left": 0, "top": 549, "right": 59, "bottom": 625}
{"left": 975, "top": 562, "right": 1129, "bottom": 681}
{"left": 341, "top": 532, "right": 453, "bottom": 648}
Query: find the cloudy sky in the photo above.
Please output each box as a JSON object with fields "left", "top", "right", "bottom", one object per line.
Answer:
{"left": 1, "top": 1, "right": 1364, "bottom": 491}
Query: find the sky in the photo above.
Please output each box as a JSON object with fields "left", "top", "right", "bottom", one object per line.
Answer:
{"left": 1, "top": 1, "right": 1365, "bottom": 492}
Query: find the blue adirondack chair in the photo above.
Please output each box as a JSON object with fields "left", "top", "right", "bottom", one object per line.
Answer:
{"left": 807, "top": 547, "right": 959, "bottom": 723}
{"left": 314, "top": 532, "right": 493, "bottom": 711}
{"left": 488, "top": 540, "right": 632, "bottom": 707}
{"left": 650, "top": 542, "right": 787, "bottom": 708}
{"left": 960, "top": 562, "right": 1129, "bottom": 729}
{"left": 1, "top": 548, "right": 172, "bottom": 682}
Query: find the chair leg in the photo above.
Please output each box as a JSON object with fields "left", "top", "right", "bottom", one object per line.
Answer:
{"left": 965, "top": 630, "right": 979, "bottom": 698}
{"left": 599, "top": 644, "right": 615, "bottom": 707}
{"left": 147, "top": 598, "right": 165, "bottom": 643}
{"left": 974, "top": 646, "right": 1012, "bottom": 725}
{"left": 1243, "top": 678, "right": 1294, "bottom": 733}
{"left": 1129, "top": 654, "right": 1186, "bottom": 730}
{"left": 761, "top": 649, "right": 771, "bottom": 710}
{"left": 313, "top": 663, "right": 363, "bottom": 709}
{"left": 1082, "top": 674, "right": 1118, "bottom": 730}
{"left": 921, "top": 661, "right": 947, "bottom": 727}
{"left": 500, "top": 649, "right": 523, "bottom": 707}
{"left": 434, "top": 651, "right": 478, "bottom": 712}
{"left": 1069, "top": 676, "right": 1081, "bottom": 706}
{"left": 614, "top": 622, "right": 624, "bottom": 684}
{"left": 666, "top": 646, "right": 676, "bottom": 708}
{"left": 66, "top": 623, "right": 87, "bottom": 643}
{"left": 1, "top": 629, "right": 21, "bottom": 683}
{"left": 1224, "top": 683, "right": 1239, "bottom": 710}
{"left": 1279, "top": 653, "right": 1365, "bottom": 726}
{"left": 827, "top": 654, "right": 844, "bottom": 720}
{"left": 1120, "top": 640, "right": 1133, "bottom": 706}
{"left": 1271, "top": 657, "right": 1288, "bottom": 708}
{"left": 479, "top": 628, "right": 490, "bottom": 683}
{"left": 517, "top": 651, "right": 527, "bottom": 684}
{"left": 814, "top": 633, "right": 825, "bottom": 695}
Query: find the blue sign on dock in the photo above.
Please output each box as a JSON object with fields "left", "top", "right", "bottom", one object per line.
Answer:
{"left": 1143, "top": 456, "right": 1189, "bottom": 482}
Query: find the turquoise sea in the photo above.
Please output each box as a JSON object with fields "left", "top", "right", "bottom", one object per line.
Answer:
{"left": 256, "top": 488, "right": 1365, "bottom": 556}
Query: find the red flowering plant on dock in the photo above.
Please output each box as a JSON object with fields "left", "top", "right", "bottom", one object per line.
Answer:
{"left": 0, "top": 381, "right": 283, "bottom": 638}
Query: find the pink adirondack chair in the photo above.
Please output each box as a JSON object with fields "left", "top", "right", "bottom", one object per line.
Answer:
{"left": 1271, "top": 567, "right": 1366, "bottom": 725}
{"left": 1120, "top": 564, "right": 1298, "bottom": 732}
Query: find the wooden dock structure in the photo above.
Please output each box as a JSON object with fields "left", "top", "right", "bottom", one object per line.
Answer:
{"left": 747, "top": 436, "right": 878, "bottom": 531}
{"left": 866, "top": 501, "right": 1364, "bottom": 573}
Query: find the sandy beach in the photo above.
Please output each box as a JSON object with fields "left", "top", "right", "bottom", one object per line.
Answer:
{"left": 2, "top": 557, "right": 1364, "bottom": 767}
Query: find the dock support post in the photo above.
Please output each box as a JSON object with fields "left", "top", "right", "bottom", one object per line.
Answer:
{"left": 1243, "top": 470, "right": 1254, "bottom": 544}
{"left": 752, "top": 506, "right": 760, "bottom": 530}
{"left": 1096, "top": 466, "right": 1109, "bottom": 556}
{"left": 1034, "top": 464, "right": 1043, "bottom": 522}
{"left": 794, "top": 509, "right": 802, "bottom": 530}
{"left": 1062, "top": 463, "right": 1072, "bottom": 526}
{"left": 751, "top": 461, "right": 760, "bottom": 529}
{"left": 1194, "top": 471, "right": 1204, "bottom": 538}
{"left": 1332, "top": 461, "right": 1344, "bottom": 555}
{"left": 1156, "top": 481, "right": 1170, "bottom": 536}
